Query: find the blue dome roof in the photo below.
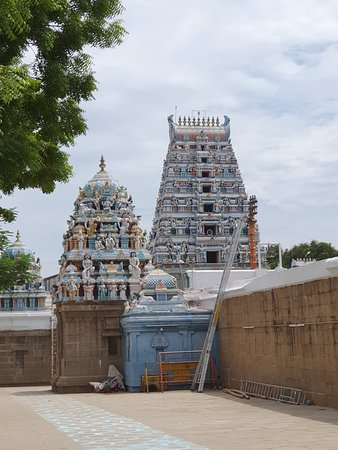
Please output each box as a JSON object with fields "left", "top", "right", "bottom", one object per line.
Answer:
{"left": 5, "top": 231, "right": 33, "bottom": 257}
{"left": 142, "top": 269, "right": 177, "bottom": 290}
{"left": 84, "top": 155, "right": 121, "bottom": 193}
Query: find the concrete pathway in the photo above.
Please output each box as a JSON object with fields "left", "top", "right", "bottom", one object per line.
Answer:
{"left": 2, "top": 386, "right": 338, "bottom": 449}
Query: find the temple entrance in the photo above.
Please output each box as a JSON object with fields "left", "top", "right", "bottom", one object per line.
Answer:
{"left": 206, "top": 251, "right": 218, "bottom": 263}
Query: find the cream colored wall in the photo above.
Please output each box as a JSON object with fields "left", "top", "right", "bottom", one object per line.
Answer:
{"left": 219, "top": 275, "right": 338, "bottom": 408}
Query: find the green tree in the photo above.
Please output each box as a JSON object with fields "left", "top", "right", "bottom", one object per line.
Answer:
{"left": 282, "top": 240, "right": 338, "bottom": 268}
{"left": 0, "top": 0, "right": 126, "bottom": 194}
{"left": 0, "top": 212, "right": 34, "bottom": 290}
{"left": 266, "top": 240, "right": 338, "bottom": 269}
{"left": 0, "top": 0, "right": 126, "bottom": 289}
{"left": 266, "top": 244, "right": 280, "bottom": 270}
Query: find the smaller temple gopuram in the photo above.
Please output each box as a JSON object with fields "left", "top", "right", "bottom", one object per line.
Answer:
{"left": 0, "top": 231, "right": 47, "bottom": 311}
{"left": 55, "top": 156, "right": 151, "bottom": 301}
{"left": 52, "top": 157, "right": 152, "bottom": 392}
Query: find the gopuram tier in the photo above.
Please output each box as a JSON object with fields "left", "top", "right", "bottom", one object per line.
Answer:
{"left": 149, "top": 113, "right": 255, "bottom": 269}
{"left": 56, "top": 157, "right": 151, "bottom": 301}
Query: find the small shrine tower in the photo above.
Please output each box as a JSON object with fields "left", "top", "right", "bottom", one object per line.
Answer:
{"left": 56, "top": 156, "right": 151, "bottom": 301}
{"left": 0, "top": 231, "right": 47, "bottom": 311}
{"left": 52, "top": 157, "right": 152, "bottom": 393}
{"left": 149, "top": 113, "right": 252, "bottom": 270}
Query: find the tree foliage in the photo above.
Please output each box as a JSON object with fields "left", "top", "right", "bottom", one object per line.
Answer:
{"left": 265, "top": 244, "right": 280, "bottom": 270}
{"left": 0, "top": 0, "right": 126, "bottom": 289}
{"left": 282, "top": 240, "right": 338, "bottom": 268}
{"left": 266, "top": 240, "right": 338, "bottom": 269}
{"left": 0, "top": 0, "right": 126, "bottom": 194}
{"left": 0, "top": 250, "right": 34, "bottom": 291}
{"left": 0, "top": 213, "right": 34, "bottom": 291}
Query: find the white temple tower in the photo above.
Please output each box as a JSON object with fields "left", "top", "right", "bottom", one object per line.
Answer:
{"left": 149, "top": 113, "right": 252, "bottom": 270}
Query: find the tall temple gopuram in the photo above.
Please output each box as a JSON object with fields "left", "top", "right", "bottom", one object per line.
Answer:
{"left": 149, "top": 113, "right": 253, "bottom": 270}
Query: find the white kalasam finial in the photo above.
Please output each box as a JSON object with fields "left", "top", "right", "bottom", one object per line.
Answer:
{"left": 99, "top": 155, "right": 106, "bottom": 171}
{"left": 15, "top": 230, "right": 21, "bottom": 242}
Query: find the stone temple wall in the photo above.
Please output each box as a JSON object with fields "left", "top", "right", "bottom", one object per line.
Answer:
{"left": 0, "top": 330, "right": 51, "bottom": 385}
{"left": 218, "top": 276, "right": 338, "bottom": 408}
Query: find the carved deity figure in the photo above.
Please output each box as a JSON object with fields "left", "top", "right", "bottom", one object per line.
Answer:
{"left": 67, "top": 215, "right": 75, "bottom": 231}
{"left": 105, "top": 233, "right": 116, "bottom": 250}
{"left": 95, "top": 236, "right": 105, "bottom": 251}
{"left": 119, "top": 217, "right": 129, "bottom": 234}
{"left": 98, "top": 282, "right": 107, "bottom": 300}
{"left": 83, "top": 281, "right": 94, "bottom": 301}
{"left": 166, "top": 241, "right": 174, "bottom": 260}
{"left": 85, "top": 217, "right": 97, "bottom": 236}
{"left": 107, "top": 261, "right": 117, "bottom": 275}
{"left": 107, "top": 283, "right": 117, "bottom": 300}
{"left": 143, "top": 260, "right": 155, "bottom": 274}
{"left": 82, "top": 254, "right": 93, "bottom": 281}
{"left": 77, "top": 187, "right": 85, "bottom": 201}
{"left": 133, "top": 233, "right": 141, "bottom": 250}
{"left": 78, "top": 230, "right": 84, "bottom": 252}
{"left": 66, "top": 276, "right": 78, "bottom": 299}
{"left": 62, "top": 234, "right": 69, "bottom": 253}
{"left": 93, "top": 191, "right": 101, "bottom": 210}
{"left": 54, "top": 284, "right": 63, "bottom": 301}
{"left": 181, "top": 241, "right": 188, "bottom": 256}
{"left": 103, "top": 199, "right": 112, "bottom": 212}
{"left": 139, "top": 292, "right": 155, "bottom": 303}
{"left": 128, "top": 252, "right": 141, "bottom": 279}
{"left": 141, "top": 230, "right": 147, "bottom": 248}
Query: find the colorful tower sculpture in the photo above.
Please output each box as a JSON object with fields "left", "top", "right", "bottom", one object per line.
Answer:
{"left": 149, "top": 113, "right": 252, "bottom": 268}
{"left": 56, "top": 156, "right": 151, "bottom": 301}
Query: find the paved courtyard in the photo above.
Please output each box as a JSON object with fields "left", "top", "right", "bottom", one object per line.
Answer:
{"left": 1, "top": 386, "right": 338, "bottom": 450}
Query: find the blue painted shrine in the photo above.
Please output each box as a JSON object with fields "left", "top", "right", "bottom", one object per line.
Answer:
{"left": 121, "top": 268, "right": 216, "bottom": 392}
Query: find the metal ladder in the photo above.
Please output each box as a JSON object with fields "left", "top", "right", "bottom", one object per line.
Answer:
{"left": 191, "top": 218, "right": 245, "bottom": 392}
{"left": 240, "top": 380, "right": 306, "bottom": 405}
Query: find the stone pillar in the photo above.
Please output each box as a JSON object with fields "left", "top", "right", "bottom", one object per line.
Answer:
{"left": 52, "top": 301, "right": 124, "bottom": 393}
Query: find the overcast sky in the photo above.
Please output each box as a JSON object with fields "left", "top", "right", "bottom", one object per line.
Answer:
{"left": 3, "top": 0, "right": 338, "bottom": 276}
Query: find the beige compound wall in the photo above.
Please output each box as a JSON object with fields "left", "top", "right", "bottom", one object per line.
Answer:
{"left": 0, "top": 330, "right": 51, "bottom": 385}
{"left": 218, "top": 276, "right": 338, "bottom": 408}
